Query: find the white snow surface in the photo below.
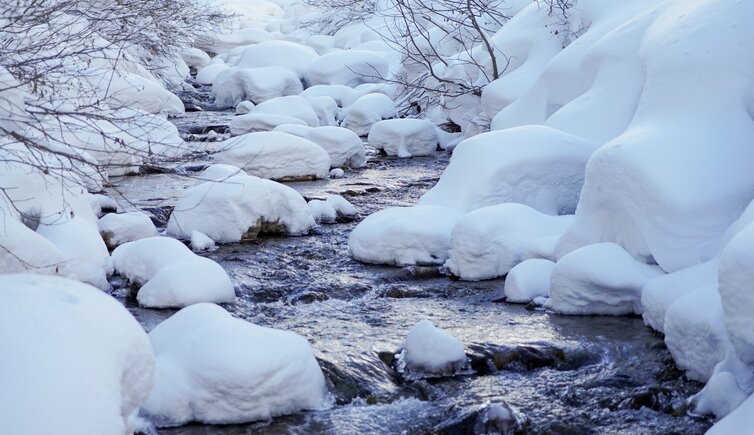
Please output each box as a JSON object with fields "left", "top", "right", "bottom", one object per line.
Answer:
{"left": 0, "top": 274, "right": 154, "bottom": 435}
{"left": 307, "top": 126, "right": 367, "bottom": 168}
{"left": 98, "top": 211, "right": 158, "bottom": 249}
{"left": 504, "top": 259, "right": 556, "bottom": 304}
{"left": 340, "top": 93, "right": 397, "bottom": 136}
{"left": 404, "top": 320, "right": 467, "bottom": 374}
{"left": 719, "top": 222, "right": 754, "bottom": 365}
{"left": 141, "top": 303, "right": 328, "bottom": 426}
{"left": 368, "top": 119, "right": 438, "bottom": 158}
{"left": 305, "top": 50, "right": 391, "bottom": 87}
{"left": 213, "top": 66, "right": 303, "bottom": 109}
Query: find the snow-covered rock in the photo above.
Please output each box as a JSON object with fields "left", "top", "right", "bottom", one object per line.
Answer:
{"left": 706, "top": 390, "right": 754, "bottom": 434}
{"left": 249, "top": 95, "right": 320, "bottom": 127}
{"left": 213, "top": 66, "right": 303, "bottom": 109}
{"left": 420, "top": 126, "right": 597, "bottom": 215}
{"left": 181, "top": 47, "right": 211, "bottom": 69}
{"left": 197, "top": 28, "right": 274, "bottom": 54}
{"left": 111, "top": 236, "right": 235, "bottom": 308}
{"left": 307, "top": 126, "right": 366, "bottom": 168}
{"left": 307, "top": 96, "right": 340, "bottom": 126}
{"left": 368, "top": 119, "right": 438, "bottom": 158}
{"left": 167, "top": 165, "right": 315, "bottom": 242}
{"left": 235, "top": 40, "right": 319, "bottom": 77}
{"left": 235, "top": 100, "right": 255, "bottom": 115}
{"left": 340, "top": 93, "right": 397, "bottom": 136}
{"left": 329, "top": 168, "right": 345, "bottom": 178}
{"left": 402, "top": 320, "right": 467, "bottom": 375}
{"left": 301, "top": 84, "right": 358, "bottom": 108}
{"left": 326, "top": 195, "right": 357, "bottom": 218}
{"left": 719, "top": 222, "right": 754, "bottom": 365}
{"left": 191, "top": 230, "right": 216, "bottom": 252}
{"left": 305, "top": 50, "right": 390, "bottom": 87}
{"left": 0, "top": 274, "right": 153, "bottom": 435}
{"left": 196, "top": 63, "right": 229, "bottom": 85}
{"left": 98, "top": 211, "right": 158, "bottom": 249}
{"left": 547, "top": 243, "right": 664, "bottom": 316}
{"left": 444, "top": 203, "right": 572, "bottom": 281}
{"left": 142, "top": 303, "right": 328, "bottom": 426}
{"left": 214, "top": 132, "right": 330, "bottom": 180}
{"left": 504, "top": 259, "right": 555, "bottom": 304}
{"left": 308, "top": 200, "right": 337, "bottom": 224}
{"left": 0, "top": 215, "right": 74, "bottom": 279}
{"left": 349, "top": 206, "right": 460, "bottom": 266}
{"left": 230, "top": 113, "right": 308, "bottom": 135}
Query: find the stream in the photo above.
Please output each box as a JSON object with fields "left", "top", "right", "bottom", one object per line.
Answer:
{"left": 107, "top": 92, "right": 713, "bottom": 434}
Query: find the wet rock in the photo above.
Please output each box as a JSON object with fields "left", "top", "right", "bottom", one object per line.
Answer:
{"left": 241, "top": 218, "right": 290, "bottom": 240}
{"left": 581, "top": 372, "right": 642, "bottom": 390}
{"left": 288, "top": 291, "right": 330, "bottom": 304}
{"left": 467, "top": 343, "right": 567, "bottom": 374}
{"left": 140, "top": 164, "right": 176, "bottom": 175}
{"left": 317, "top": 355, "right": 399, "bottom": 405}
{"left": 433, "top": 402, "right": 526, "bottom": 435}
{"left": 142, "top": 206, "right": 174, "bottom": 228}
{"left": 608, "top": 386, "right": 676, "bottom": 412}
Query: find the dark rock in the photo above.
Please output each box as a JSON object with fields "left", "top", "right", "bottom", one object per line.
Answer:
{"left": 289, "top": 291, "right": 330, "bottom": 304}
{"left": 142, "top": 206, "right": 174, "bottom": 228}
{"left": 467, "top": 343, "right": 567, "bottom": 374}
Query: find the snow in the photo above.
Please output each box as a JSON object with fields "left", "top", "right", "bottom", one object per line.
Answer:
{"left": 340, "top": 93, "right": 397, "bottom": 136}
{"left": 403, "top": 320, "right": 467, "bottom": 375}
{"left": 230, "top": 113, "right": 308, "bottom": 135}
{"left": 111, "top": 236, "right": 235, "bottom": 308}
{"left": 196, "top": 63, "right": 229, "bottom": 85}
{"left": 329, "top": 168, "right": 345, "bottom": 179}
{"left": 141, "top": 303, "right": 328, "bottom": 426}
{"left": 98, "top": 212, "right": 159, "bottom": 249}
{"left": 420, "top": 126, "right": 597, "bottom": 215}
{"left": 98, "top": 72, "right": 184, "bottom": 115}
{"left": 235, "top": 100, "right": 255, "bottom": 115}
{"left": 300, "top": 84, "right": 358, "bottom": 108}
{"left": 719, "top": 222, "right": 754, "bottom": 365}
{"left": 305, "top": 50, "right": 391, "bottom": 87}
{"left": 308, "top": 200, "right": 337, "bottom": 224}
{"left": 214, "top": 131, "right": 330, "bottom": 180}
{"left": 248, "top": 95, "right": 320, "bottom": 127}
{"left": 307, "top": 126, "right": 367, "bottom": 168}
{"left": 368, "top": 119, "right": 438, "bottom": 158}
{"left": 504, "top": 259, "right": 555, "bottom": 304}
{"left": 444, "top": 203, "right": 572, "bottom": 281}
{"left": 213, "top": 66, "right": 303, "bottom": 109}
{"left": 0, "top": 274, "right": 153, "bottom": 435}
{"left": 167, "top": 165, "right": 315, "bottom": 242}
{"left": 707, "top": 391, "right": 754, "bottom": 434}
{"left": 181, "top": 47, "right": 211, "bottom": 69}
{"left": 196, "top": 28, "right": 274, "bottom": 54}
{"left": 234, "top": 40, "right": 319, "bottom": 77}
{"left": 191, "top": 230, "right": 217, "bottom": 252}
{"left": 306, "top": 96, "right": 341, "bottom": 126}
{"left": 349, "top": 206, "right": 460, "bottom": 266}
{"left": 547, "top": 243, "right": 664, "bottom": 316}
{"left": 326, "top": 195, "right": 357, "bottom": 218}
{"left": 0, "top": 215, "right": 74, "bottom": 279}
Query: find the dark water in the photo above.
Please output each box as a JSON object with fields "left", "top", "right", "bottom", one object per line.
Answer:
{"left": 108, "top": 104, "right": 712, "bottom": 434}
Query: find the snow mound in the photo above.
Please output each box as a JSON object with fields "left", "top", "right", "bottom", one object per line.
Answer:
{"left": 249, "top": 95, "right": 320, "bottom": 127}
{"left": 0, "top": 215, "right": 74, "bottom": 279}
{"left": 213, "top": 66, "right": 303, "bottom": 109}
{"left": 308, "top": 200, "right": 337, "bottom": 224}
{"left": 98, "top": 211, "right": 158, "bottom": 249}
{"left": 719, "top": 222, "right": 754, "bottom": 365}
{"left": 196, "top": 63, "right": 229, "bottom": 85}
{"left": 402, "top": 320, "right": 467, "bottom": 376}
{"left": 368, "top": 119, "right": 438, "bottom": 158}
{"left": 444, "top": 203, "right": 572, "bottom": 281}
{"left": 307, "top": 96, "right": 341, "bottom": 126}
{"left": 235, "top": 40, "right": 319, "bottom": 77}
{"left": 181, "top": 47, "right": 211, "bottom": 69}
{"left": 547, "top": 243, "right": 664, "bottom": 316}
{"left": 142, "top": 303, "right": 328, "bottom": 426}
{"left": 214, "top": 131, "right": 330, "bottom": 180}
{"left": 326, "top": 195, "right": 357, "bottom": 218}
{"left": 340, "top": 93, "right": 397, "bottom": 136}
{"left": 235, "top": 100, "right": 255, "bottom": 115}
{"left": 0, "top": 274, "right": 153, "bottom": 435}
{"left": 300, "top": 84, "right": 358, "bottom": 108}
{"left": 230, "top": 113, "right": 308, "bottom": 135}
{"left": 167, "top": 165, "right": 315, "bottom": 242}
{"left": 197, "top": 28, "right": 274, "bottom": 54}
{"left": 349, "top": 206, "right": 460, "bottom": 266}
{"left": 191, "top": 230, "right": 216, "bottom": 252}
{"left": 504, "top": 259, "right": 556, "bottom": 304}
{"left": 307, "top": 126, "right": 366, "bottom": 168}
{"left": 707, "top": 391, "right": 754, "bottom": 434}
{"left": 420, "top": 125, "right": 597, "bottom": 215}
{"left": 305, "top": 50, "right": 390, "bottom": 87}
{"left": 111, "top": 237, "right": 235, "bottom": 308}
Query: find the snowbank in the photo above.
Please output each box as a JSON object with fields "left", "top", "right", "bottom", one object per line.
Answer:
{"left": 444, "top": 203, "right": 572, "bottom": 281}
{"left": 368, "top": 119, "right": 439, "bottom": 158}
{"left": 349, "top": 206, "right": 460, "bottom": 266}
{"left": 111, "top": 237, "right": 235, "bottom": 308}
{"left": 547, "top": 243, "right": 663, "bottom": 316}
{"left": 0, "top": 274, "right": 153, "bottom": 435}
{"left": 167, "top": 165, "right": 315, "bottom": 242}
{"left": 142, "top": 303, "right": 328, "bottom": 426}
{"left": 213, "top": 131, "right": 330, "bottom": 180}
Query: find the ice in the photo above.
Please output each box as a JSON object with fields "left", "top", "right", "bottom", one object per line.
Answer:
{"left": 98, "top": 211, "right": 159, "bottom": 249}
{"left": 167, "top": 165, "right": 315, "bottom": 243}
{"left": 0, "top": 274, "right": 153, "bottom": 435}
{"left": 368, "top": 119, "right": 439, "bottom": 158}
{"left": 141, "top": 303, "right": 328, "bottom": 426}
{"left": 111, "top": 237, "right": 235, "bottom": 308}
{"left": 214, "top": 131, "right": 330, "bottom": 180}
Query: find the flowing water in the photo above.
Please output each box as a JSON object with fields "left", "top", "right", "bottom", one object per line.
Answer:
{"left": 108, "top": 97, "right": 713, "bottom": 434}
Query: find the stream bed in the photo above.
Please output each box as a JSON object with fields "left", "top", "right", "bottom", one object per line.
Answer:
{"left": 108, "top": 107, "right": 713, "bottom": 434}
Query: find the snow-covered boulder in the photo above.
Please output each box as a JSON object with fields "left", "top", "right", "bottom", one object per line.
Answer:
{"left": 326, "top": 195, "right": 357, "bottom": 218}
{"left": 111, "top": 236, "right": 235, "bottom": 308}
{"left": 340, "top": 93, "right": 397, "bottom": 136}
{"left": 98, "top": 72, "right": 184, "bottom": 115}
{"left": 249, "top": 95, "right": 319, "bottom": 127}
{"left": 230, "top": 113, "right": 308, "bottom": 135}
{"left": 444, "top": 203, "right": 572, "bottom": 281}
{"left": 0, "top": 274, "right": 153, "bottom": 435}
{"left": 141, "top": 303, "right": 328, "bottom": 426}
{"left": 504, "top": 259, "right": 556, "bottom": 304}
{"left": 98, "top": 211, "right": 158, "bottom": 249}
{"left": 0, "top": 216, "right": 74, "bottom": 279}
{"left": 301, "top": 84, "right": 358, "bottom": 108}
{"left": 307, "top": 96, "right": 340, "bottom": 126}
{"left": 663, "top": 284, "right": 728, "bottom": 382}
{"left": 305, "top": 50, "right": 390, "bottom": 87}
{"left": 402, "top": 320, "right": 467, "bottom": 376}
{"left": 420, "top": 125, "right": 597, "bottom": 215}
{"left": 308, "top": 200, "right": 337, "bottom": 224}
{"left": 181, "top": 47, "right": 211, "bottom": 69}
{"left": 349, "top": 206, "right": 460, "bottom": 266}
{"left": 368, "top": 119, "right": 439, "bottom": 158}
{"left": 196, "top": 63, "right": 229, "bottom": 85}
{"left": 167, "top": 165, "right": 315, "bottom": 242}
{"left": 214, "top": 132, "right": 330, "bottom": 180}
{"left": 213, "top": 66, "right": 303, "bottom": 109}
{"left": 307, "top": 126, "right": 366, "bottom": 168}
{"left": 235, "top": 40, "right": 319, "bottom": 77}
{"left": 547, "top": 243, "right": 664, "bottom": 315}
{"left": 191, "top": 230, "right": 216, "bottom": 252}
{"left": 197, "top": 28, "right": 274, "bottom": 54}
{"left": 719, "top": 222, "right": 754, "bottom": 365}
{"left": 707, "top": 391, "right": 754, "bottom": 434}
{"left": 235, "top": 100, "right": 255, "bottom": 115}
